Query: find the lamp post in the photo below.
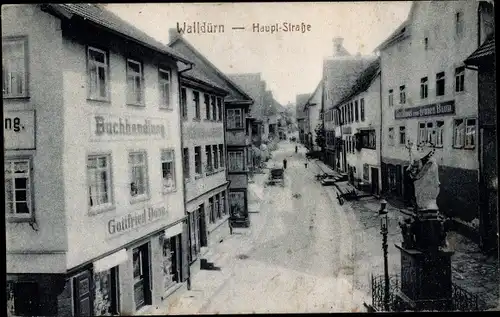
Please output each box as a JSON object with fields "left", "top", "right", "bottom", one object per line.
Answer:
{"left": 379, "top": 199, "right": 390, "bottom": 311}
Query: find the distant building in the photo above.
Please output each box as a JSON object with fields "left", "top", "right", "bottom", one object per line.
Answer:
{"left": 303, "top": 81, "right": 323, "bottom": 151}
{"left": 4, "top": 4, "right": 192, "bottom": 315}
{"left": 376, "top": 1, "right": 489, "bottom": 241}
{"left": 331, "top": 58, "right": 382, "bottom": 195}
{"left": 296, "top": 94, "right": 310, "bottom": 144}
{"left": 168, "top": 29, "right": 232, "bottom": 275}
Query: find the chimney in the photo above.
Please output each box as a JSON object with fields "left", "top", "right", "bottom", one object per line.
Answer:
{"left": 333, "top": 37, "right": 344, "bottom": 55}
{"left": 169, "top": 28, "right": 180, "bottom": 42}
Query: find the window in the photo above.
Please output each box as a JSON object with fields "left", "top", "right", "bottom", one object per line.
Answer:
{"left": 162, "top": 236, "right": 181, "bottom": 292}
{"left": 360, "top": 98, "right": 365, "bottom": 121}
{"left": 455, "top": 11, "right": 464, "bottom": 38}
{"left": 350, "top": 103, "right": 354, "bottom": 123}
{"left": 208, "top": 197, "right": 214, "bottom": 223}
{"left": 205, "top": 145, "right": 213, "bottom": 172}
{"left": 212, "top": 145, "right": 219, "bottom": 170}
{"left": 217, "top": 97, "right": 223, "bottom": 121}
{"left": 424, "top": 37, "right": 429, "bottom": 50}
{"left": 453, "top": 119, "right": 465, "bottom": 148}
{"left": 87, "top": 155, "right": 112, "bottom": 210}
{"left": 418, "top": 123, "right": 427, "bottom": 145}
{"left": 161, "top": 150, "right": 176, "bottom": 193}
{"left": 88, "top": 47, "right": 109, "bottom": 100}
{"left": 3, "top": 38, "right": 28, "bottom": 98}
{"left": 435, "top": 121, "right": 444, "bottom": 147}
{"left": 221, "top": 191, "right": 227, "bottom": 215}
{"left": 399, "top": 126, "right": 406, "bottom": 145}
{"left": 188, "top": 209, "right": 201, "bottom": 262}
{"left": 216, "top": 194, "right": 221, "bottom": 219}
{"left": 159, "top": 68, "right": 171, "bottom": 109}
{"left": 436, "top": 72, "right": 445, "bottom": 96}
{"left": 94, "top": 267, "right": 120, "bottom": 316}
{"left": 360, "top": 130, "right": 376, "bottom": 150}
{"left": 388, "top": 127, "right": 394, "bottom": 146}
{"left": 126, "top": 59, "right": 143, "bottom": 104}
{"left": 399, "top": 85, "right": 406, "bottom": 104}
{"left": 420, "top": 77, "right": 428, "bottom": 99}
{"left": 194, "top": 146, "right": 202, "bottom": 176}
{"left": 5, "top": 159, "right": 33, "bottom": 218}
{"left": 219, "top": 144, "right": 225, "bottom": 168}
{"left": 193, "top": 91, "right": 200, "bottom": 119}
{"left": 228, "top": 151, "right": 244, "bottom": 171}
{"left": 363, "top": 164, "right": 369, "bottom": 181}
{"left": 211, "top": 95, "right": 217, "bottom": 121}
{"left": 355, "top": 100, "right": 359, "bottom": 122}
{"left": 181, "top": 88, "right": 187, "bottom": 119}
{"left": 183, "top": 148, "right": 190, "bottom": 181}
{"left": 388, "top": 89, "right": 394, "bottom": 106}
{"left": 204, "top": 94, "right": 210, "bottom": 120}
{"left": 455, "top": 67, "right": 465, "bottom": 92}
{"left": 426, "top": 122, "right": 436, "bottom": 145}
{"left": 465, "top": 118, "right": 476, "bottom": 148}
{"left": 129, "top": 152, "right": 148, "bottom": 198}
{"left": 227, "top": 109, "right": 243, "bottom": 129}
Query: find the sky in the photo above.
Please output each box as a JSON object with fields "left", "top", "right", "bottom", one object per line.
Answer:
{"left": 106, "top": 2, "right": 412, "bottom": 106}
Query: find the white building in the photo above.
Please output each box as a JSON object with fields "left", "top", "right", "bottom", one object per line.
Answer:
{"left": 4, "top": 4, "right": 192, "bottom": 316}
{"left": 332, "top": 58, "right": 382, "bottom": 195}
{"left": 304, "top": 81, "right": 323, "bottom": 151}
{"left": 376, "top": 1, "right": 492, "bottom": 233}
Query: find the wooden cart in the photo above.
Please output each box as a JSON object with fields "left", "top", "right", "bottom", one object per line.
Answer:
{"left": 267, "top": 168, "right": 285, "bottom": 187}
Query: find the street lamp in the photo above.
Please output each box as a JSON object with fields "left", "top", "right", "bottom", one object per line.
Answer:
{"left": 379, "top": 199, "right": 390, "bottom": 311}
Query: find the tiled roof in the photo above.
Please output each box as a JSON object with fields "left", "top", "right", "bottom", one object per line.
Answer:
{"left": 228, "top": 74, "right": 265, "bottom": 118}
{"left": 336, "top": 58, "right": 380, "bottom": 106}
{"left": 464, "top": 35, "right": 495, "bottom": 65}
{"left": 168, "top": 36, "right": 253, "bottom": 103}
{"left": 45, "top": 4, "right": 191, "bottom": 64}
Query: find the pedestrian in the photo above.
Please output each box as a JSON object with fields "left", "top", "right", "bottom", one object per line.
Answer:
{"left": 283, "top": 158, "right": 287, "bottom": 169}
{"left": 295, "top": 145, "right": 298, "bottom": 153}
{"left": 305, "top": 157, "right": 309, "bottom": 168}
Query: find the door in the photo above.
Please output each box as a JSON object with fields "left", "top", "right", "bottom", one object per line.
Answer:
{"left": 133, "top": 244, "right": 151, "bottom": 311}
{"left": 198, "top": 204, "right": 208, "bottom": 247}
{"left": 371, "top": 167, "right": 379, "bottom": 195}
{"left": 73, "top": 271, "right": 93, "bottom": 316}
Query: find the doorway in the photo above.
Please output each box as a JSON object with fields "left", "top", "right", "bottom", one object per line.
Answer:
{"left": 73, "top": 271, "right": 93, "bottom": 316}
{"left": 371, "top": 167, "right": 379, "bottom": 195}
{"left": 132, "top": 244, "right": 151, "bottom": 311}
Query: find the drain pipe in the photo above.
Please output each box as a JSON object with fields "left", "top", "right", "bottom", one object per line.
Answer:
{"left": 378, "top": 69, "right": 383, "bottom": 198}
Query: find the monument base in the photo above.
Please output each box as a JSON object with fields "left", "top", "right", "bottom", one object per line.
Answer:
{"left": 395, "top": 244, "right": 454, "bottom": 311}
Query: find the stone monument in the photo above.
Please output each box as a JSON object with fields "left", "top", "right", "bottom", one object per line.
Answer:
{"left": 395, "top": 140, "right": 454, "bottom": 311}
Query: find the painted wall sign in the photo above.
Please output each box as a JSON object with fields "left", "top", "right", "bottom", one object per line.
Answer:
{"left": 394, "top": 100, "right": 455, "bottom": 120}
{"left": 183, "top": 124, "right": 224, "bottom": 140}
{"left": 90, "top": 114, "right": 167, "bottom": 141}
{"left": 106, "top": 202, "right": 168, "bottom": 238}
{"left": 4, "top": 110, "right": 36, "bottom": 150}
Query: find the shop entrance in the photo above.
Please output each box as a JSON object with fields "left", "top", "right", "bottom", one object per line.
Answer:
{"left": 132, "top": 243, "right": 151, "bottom": 311}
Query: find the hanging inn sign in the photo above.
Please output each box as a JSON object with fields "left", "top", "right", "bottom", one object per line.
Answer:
{"left": 394, "top": 100, "right": 455, "bottom": 120}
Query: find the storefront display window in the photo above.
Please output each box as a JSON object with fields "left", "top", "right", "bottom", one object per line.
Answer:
{"left": 94, "top": 268, "right": 119, "bottom": 316}
{"left": 162, "top": 235, "right": 181, "bottom": 292}
{"left": 229, "top": 191, "right": 246, "bottom": 219}
{"left": 189, "top": 210, "right": 201, "bottom": 262}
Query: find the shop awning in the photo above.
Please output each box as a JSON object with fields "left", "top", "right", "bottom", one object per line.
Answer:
{"left": 164, "top": 222, "right": 183, "bottom": 238}
{"left": 94, "top": 249, "right": 128, "bottom": 273}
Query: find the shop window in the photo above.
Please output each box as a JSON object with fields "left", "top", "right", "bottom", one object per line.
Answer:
{"left": 189, "top": 209, "right": 201, "bottom": 262}
{"left": 219, "top": 144, "right": 225, "bottom": 168}
{"left": 126, "top": 59, "right": 144, "bottom": 105}
{"left": 3, "top": 37, "right": 28, "bottom": 98}
{"left": 194, "top": 146, "right": 202, "bottom": 176}
{"left": 388, "top": 127, "right": 395, "bottom": 146}
{"left": 435, "top": 121, "right": 444, "bottom": 148}
{"left": 399, "top": 126, "right": 406, "bottom": 145}
{"left": 129, "top": 152, "right": 148, "bottom": 199}
{"left": 455, "top": 66, "right": 465, "bottom": 92}
{"left": 227, "top": 109, "right": 243, "bottom": 129}
{"left": 162, "top": 235, "right": 181, "bottom": 292}
{"left": 426, "top": 122, "right": 436, "bottom": 145}
{"left": 229, "top": 191, "right": 246, "bottom": 219}
{"left": 436, "top": 72, "right": 445, "bottom": 96}
{"left": 420, "top": 77, "right": 428, "bottom": 99}
{"left": 94, "top": 267, "right": 119, "bottom": 316}
{"left": 183, "top": 148, "right": 190, "bottom": 181}
{"left": 87, "top": 46, "right": 108, "bottom": 101}
{"left": 453, "top": 119, "right": 465, "bottom": 148}
{"left": 205, "top": 145, "right": 213, "bottom": 173}
{"left": 228, "top": 151, "right": 244, "bottom": 172}
{"left": 204, "top": 94, "right": 210, "bottom": 120}
{"left": 161, "top": 149, "right": 176, "bottom": 193}
{"left": 5, "top": 158, "right": 33, "bottom": 220}
{"left": 159, "top": 68, "right": 171, "bottom": 109}
{"left": 193, "top": 91, "right": 200, "bottom": 119}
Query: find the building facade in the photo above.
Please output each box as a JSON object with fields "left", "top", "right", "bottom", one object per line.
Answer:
{"left": 377, "top": 1, "right": 487, "bottom": 236}
{"left": 330, "top": 59, "right": 382, "bottom": 195}
{"left": 296, "top": 93, "right": 310, "bottom": 145}
{"left": 4, "top": 4, "right": 192, "bottom": 316}
{"left": 304, "top": 81, "right": 323, "bottom": 151}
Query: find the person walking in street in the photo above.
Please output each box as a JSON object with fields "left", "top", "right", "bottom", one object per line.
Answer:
{"left": 304, "top": 157, "right": 309, "bottom": 168}
{"left": 295, "top": 145, "right": 298, "bottom": 153}
{"left": 283, "top": 158, "right": 287, "bottom": 169}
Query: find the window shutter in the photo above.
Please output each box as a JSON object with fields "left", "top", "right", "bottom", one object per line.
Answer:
{"left": 181, "top": 221, "right": 190, "bottom": 282}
